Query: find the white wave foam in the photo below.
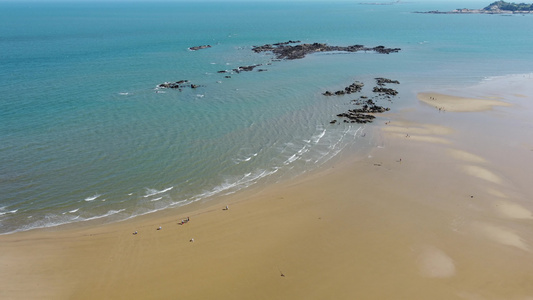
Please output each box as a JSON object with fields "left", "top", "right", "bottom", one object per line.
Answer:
{"left": 284, "top": 153, "right": 299, "bottom": 165}
{"left": 244, "top": 153, "right": 258, "bottom": 161}
{"left": 234, "top": 152, "right": 259, "bottom": 164}
{"left": 69, "top": 208, "right": 80, "bottom": 213}
{"left": 310, "top": 128, "right": 327, "bottom": 144}
{"left": 193, "top": 168, "right": 279, "bottom": 201}
{"left": 84, "top": 194, "right": 101, "bottom": 202}
{"left": 83, "top": 209, "right": 126, "bottom": 222}
{"left": 150, "top": 197, "right": 163, "bottom": 202}
{"left": 2, "top": 209, "right": 126, "bottom": 235}
{"left": 0, "top": 208, "right": 18, "bottom": 216}
{"left": 143, "top": 186, "right": 174, "bottom": 198}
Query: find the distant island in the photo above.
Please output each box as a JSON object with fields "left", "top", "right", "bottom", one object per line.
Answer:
{"left": 359, "top": 0, "right": 402, "bottom": 5}
{"left": 415, "top": 1, "right": 533, "bottom": 14}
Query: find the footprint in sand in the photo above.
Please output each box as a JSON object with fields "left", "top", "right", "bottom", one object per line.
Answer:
{"left": 471, "top": 222, "right": 529, "bottom": 251}
{"left": 415, "top": 246, "right": 456, "bottom": 278}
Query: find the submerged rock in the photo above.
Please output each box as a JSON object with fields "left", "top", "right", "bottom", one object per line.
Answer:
{"left": 373, "top": 87, "right": 398, "bottom": 96}
{"left": 157, "top": 80, "right": 203, "bottom": 90}
{"left": 323, "top": 81, "right": 364, "bottom": 96}
{"left": 189, "top": 45, "right": 211, "bottom": 51}
{"left": 375, "top": 77, "right": 400, "bottom": 86}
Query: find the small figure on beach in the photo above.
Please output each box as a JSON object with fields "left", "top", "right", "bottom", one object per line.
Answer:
{"left": 157, "top": 226, "right": 162, "bottom": 230}
{"left": 133, "top": 231, "right": 138, "bottom": 235}
{"left": 223, "top": 205, "right": 229, "bottom": 210}
{"left": 190, "top": 238, "right": 194, "bottom": 242}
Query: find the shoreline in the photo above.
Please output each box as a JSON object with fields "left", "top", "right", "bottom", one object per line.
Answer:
{"left": 1, "top": 75, "right": 533, "bottom": 299}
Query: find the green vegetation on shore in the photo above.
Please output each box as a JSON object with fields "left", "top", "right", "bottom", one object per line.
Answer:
{"left": 484, "top": 1, "right": 533, "bottom": 11}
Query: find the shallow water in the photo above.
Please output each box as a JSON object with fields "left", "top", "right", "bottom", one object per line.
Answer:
{"left": 1, "top": 1, "right": 532, "bottom": 234}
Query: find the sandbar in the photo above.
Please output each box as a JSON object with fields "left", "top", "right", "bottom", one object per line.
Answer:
{"left": 418, "top": 92, "right": 511, "bottom": 112}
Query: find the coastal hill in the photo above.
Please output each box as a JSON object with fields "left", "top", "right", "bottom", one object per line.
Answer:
{"left": 416, "top": 1, "right": 533, "bottom": 14}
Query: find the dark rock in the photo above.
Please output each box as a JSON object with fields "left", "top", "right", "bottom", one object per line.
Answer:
{"left": 375, "top": 77, "right": 400, "bottom": 86}
{"left": 323, "top": 81, "right": 364, "bottom": 96}
{"left": 252, "top": 41, "right": 401, "bottom": 60}
{"left": 156, "top": 80, "right": 203, "bottom": 90}
{"left": 373, "top": 87, "right": 398, "bottom": 96}
{"left": 337, "top": 112, "right": 376, "bottom": 124}
{"left": 157, "top": 80, "right": 190, "bottom": 89}
{"left": 189, "top": 45, "right": 212, "bottom": 51}
{"left": 233, "top": 64, "right": 262, "bottom": 73}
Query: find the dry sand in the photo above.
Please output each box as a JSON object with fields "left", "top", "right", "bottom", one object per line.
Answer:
{"left": 1, "top": 79, "right": 533, "bottom": 299}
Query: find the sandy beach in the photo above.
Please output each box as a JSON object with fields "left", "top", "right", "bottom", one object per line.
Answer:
{"left": 1, "top": 75, "right": 533, "bottom": 299}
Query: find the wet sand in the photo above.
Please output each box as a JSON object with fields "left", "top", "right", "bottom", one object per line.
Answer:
{"left": 418, "top": 92, "right": 511, "bottom": 112}
{"left": 1, "top": 76, "right": 533, "bottom": 299}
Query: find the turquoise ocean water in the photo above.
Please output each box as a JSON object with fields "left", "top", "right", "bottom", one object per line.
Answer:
{"left": 1, "top": 1, "right": 532, "bottom": 234}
